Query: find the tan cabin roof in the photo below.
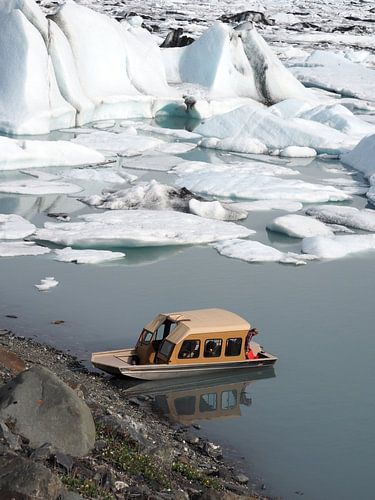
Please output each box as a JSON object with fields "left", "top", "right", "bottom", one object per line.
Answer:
{"left": 148, "top": 308, "right": 250, "bottom": 345}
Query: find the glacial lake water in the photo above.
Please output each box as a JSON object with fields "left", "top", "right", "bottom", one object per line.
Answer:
{"left": 1, "top": 133, "right": 375, "bottom": 500}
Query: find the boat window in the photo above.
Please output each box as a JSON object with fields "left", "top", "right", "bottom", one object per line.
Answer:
{"left": 141, "top": 330, "right": 153, "bottom": 344}
{"left": 159, "top": 340, "right": 174, "bottom": 359}
{"left": 174, "top": 396, "right": 196, "bottom": 416}
{"left": 178, "top": 340, "right": 200, "bottom": 359}
{"left": 204, "top": 339, "right": 222, "bottom": 358}
{"left": 199, "top": 393, "right": 217, "bottom": 412}
{"left": 225, "top": 338, "right": 242, "bottom": 356}
{"left": 221, "top": 390, "right": 237, "bottom": 410}
{"left": 155, "top": 320, "right": 176, "bottom": 341}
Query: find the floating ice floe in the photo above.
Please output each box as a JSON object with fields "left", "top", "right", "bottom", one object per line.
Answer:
{"left": 54, "top": 247, "right": 125, "bottom": 264}
{"left": 213, "top": 239, "right": 315, "bottom": 265}
{"left": 0, "top": 179, "right": 82, "bottom": 196}
{"left": 173, "top": 160, "right": 299, "bottom": 177}
{"left": 62, "top": 168, "right": 137, "bottom": 184}
{"left": 0, "top": 136, "right": 105, "bottom": 171}
{"left": 0, "top": 214, "right": 36, "bottom": 240}
{"left": 35, "top": 276, "right": 59, "bottom": 291}
{"left": 290, "top": 51, "right": 375, "bottom": 102}
{"left": 233, "top": 200, "right": 303, "bottom": 213}
{"left": 0, "top": 241, "right": 50, "bottom": 257}
{"left": 174, "top": 170, "right": 350, "bottom": 203}
{"left": 34, "top": 210, "right": 253, "bottom": 248}
{"left": 306, "top": 205, "right": 375, "bottom": 232}
{"left": 267, "top": 214, "right": 333, "bottom": 238}
{"left": 132, "top": 123, "right": 201, "bottom": 140}
{"left": 302, "top": 234, "right": 375, "bottom": 260}
{"left": 189, "top": 199, "right": 247, "bottom": 221}
{"left": 320, "top": 177, "right": 368, "bottom": 196}
{"left": 195, "top": 104, "right": 354, "bottom": 155}
{"left": 72, "top": 131, "right": 162, "bottom": 156}
{"left": 122, "top": 153, "right": 182, "bottom": 172}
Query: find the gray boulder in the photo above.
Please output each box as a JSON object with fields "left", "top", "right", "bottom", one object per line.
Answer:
{"left": 0, "top": 366, "right": 95, "bottom": 456}
{"left": 0, "top": 453, "right": 63, "bottom": 499}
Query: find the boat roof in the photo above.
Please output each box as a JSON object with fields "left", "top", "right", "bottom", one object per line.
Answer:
{"left": 144, "top": 308, "right": 250, "bottom": 344}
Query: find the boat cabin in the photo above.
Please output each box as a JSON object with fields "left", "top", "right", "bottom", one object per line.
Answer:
{"left": 134, "top": 308, "right": 260, "bottom": 366}
{"left": 91, "top": 308, "right": 277, "bottom": 379}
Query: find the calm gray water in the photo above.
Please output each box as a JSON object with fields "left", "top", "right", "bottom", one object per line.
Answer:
{"left": 1, "top": 137, "right": 375, "bottom": 499}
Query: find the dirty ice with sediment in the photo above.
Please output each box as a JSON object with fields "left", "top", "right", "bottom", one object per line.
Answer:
{"left": 0, "top": 0, "right": 374, "bottom": 266}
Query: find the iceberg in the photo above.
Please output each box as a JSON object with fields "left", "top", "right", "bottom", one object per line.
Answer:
{"left": 54, "top": 247, "right": 125, "bottom": 264}
{"left": 0, "top": 214, "right": 36, "bottom": 240}
{"left": 306, "top": 205, "right": 375, "bottom": 232}
{"left": 267, "top": 214, "right": 333, "bottom": 238}
{"left": 213, "top": 239, "right": 312, "bottom": 265}
{"left": 33, "top": 209, "right": 253, "bottom": 248}
{"left": 0, "top": 0, "right": 75, "bottom": 134}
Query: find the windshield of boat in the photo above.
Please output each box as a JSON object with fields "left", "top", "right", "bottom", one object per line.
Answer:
{"left": 140, "top": 329, "right": 153, "bottom": 344}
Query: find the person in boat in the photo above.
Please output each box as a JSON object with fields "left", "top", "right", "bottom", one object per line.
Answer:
{"left": 245, "top": 327, "right": 259, "bottom": 360}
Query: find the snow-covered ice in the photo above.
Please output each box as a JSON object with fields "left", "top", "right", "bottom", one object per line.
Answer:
{"left": 34, "top": 209, "right": 253, "bottom": 248}
{"left": 306, "top": 205, "right": 375, "bottom": 232}
{"left": 173, "top": 160, "right": 299, "bottom": 177}
{"left": 267, "top": 214, "right": 333, "bottom": 238}
{"left": 35, "top": 276, "right": 59, "bottom": 291}
{"left": 54, "top": 247, "right": 125, "bottom": 264}
{"left": 213, "top": 239, "right": 313, "bottom": 265}
{"left": 0, "top": 214, "right": 36, "bottom": 240}
{"left": 0, "top": 241, "right": 50, "bottom": 257}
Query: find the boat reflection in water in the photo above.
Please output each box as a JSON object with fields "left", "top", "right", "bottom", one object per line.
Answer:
{"left": 119, "top": 367, "right": 275, "bottom": 425}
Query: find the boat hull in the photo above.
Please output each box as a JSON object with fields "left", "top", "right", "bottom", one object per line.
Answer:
{"left": 92, "top": 355, "right": 277, "bottom": 380}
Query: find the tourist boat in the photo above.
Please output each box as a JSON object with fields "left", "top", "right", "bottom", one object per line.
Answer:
{"left": 91, "top": 308, "right": 277, "bottom": 380}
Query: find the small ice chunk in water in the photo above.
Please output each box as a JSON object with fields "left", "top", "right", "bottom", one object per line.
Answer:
{"left": 54, "top": 247, "right": 125, "bottom": 264}
{"left": 0, "top": 214, "right": 36, "bottom": 240}
{"left": 267, "top": 214, "right": 333, "bottom": 238}
{"left": 35, "top": 277, "right": 59, "bottom": 291}
{"left": 0, "top": 180, "right": 82, "bottom": 195}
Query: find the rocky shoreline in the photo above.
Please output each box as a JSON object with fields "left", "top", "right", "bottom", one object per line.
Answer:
{"left": 0, "top": 329, "right": 267, "bottom": 500}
